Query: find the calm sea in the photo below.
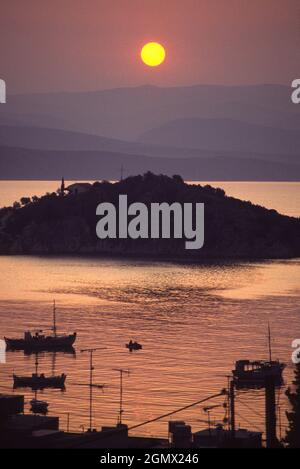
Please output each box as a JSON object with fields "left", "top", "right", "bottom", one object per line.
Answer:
{"left": 0, "top": 180, "right": 299, "bottom": 441}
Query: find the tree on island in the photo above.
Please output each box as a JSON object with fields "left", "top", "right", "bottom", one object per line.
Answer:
{"left": 12, "top": 201, "right": 21, "bottom": 210}
{"left": 285, "top": 363, "right": 300, "bottom": 448}
{"left": 1, "top": 173, "right": 300, "bottom": 258}
{"left": 20, "top": 197, "right": 31, "bottom": 206}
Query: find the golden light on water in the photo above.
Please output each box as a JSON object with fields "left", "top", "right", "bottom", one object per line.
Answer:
{"left": 0, "top": 182, "right": 300, "bottom": 439}
{"left": 141, "top": 42, "right": 166, "bottom": 67}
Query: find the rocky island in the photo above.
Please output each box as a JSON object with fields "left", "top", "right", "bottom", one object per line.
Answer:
{"left": 0, "top": 173, "right": 299, "bottom": 259}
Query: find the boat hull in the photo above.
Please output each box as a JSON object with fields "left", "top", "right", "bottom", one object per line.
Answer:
{"left": 5, "top": 333, "right": 76, "bottom": 351}
{"left": 30, "top": 400, "right": 49, "bottom": 414}
{"left": 126, "top": 343, "right": 142, "bottom": 351}
{"left": 233, "top": 362, "right": 285, "bottom": 389}
{"left": 13, "top": 373, "right": 66, "bottom": 390}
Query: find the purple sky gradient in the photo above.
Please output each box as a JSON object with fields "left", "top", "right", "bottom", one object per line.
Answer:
{"left": 0, "top": 0, "right": 299, "bottom": 93}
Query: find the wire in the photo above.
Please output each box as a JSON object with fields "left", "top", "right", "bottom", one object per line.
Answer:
{"left": 71, "top": 390, "right": 226, "bottom": 447}
{"left": 235, "top": 397, "right": 264, "bottom": 419}
{"left": 234, "top": 411, "right": 263, "bottom": 434}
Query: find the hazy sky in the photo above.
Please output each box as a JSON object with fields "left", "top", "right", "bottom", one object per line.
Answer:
{"left": 0, "top": 0, "right": 299, "bottom": 93}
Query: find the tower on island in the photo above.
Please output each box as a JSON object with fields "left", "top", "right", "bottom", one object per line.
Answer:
{"left": 60, "top": 177, "right": 65, "bottom": 197}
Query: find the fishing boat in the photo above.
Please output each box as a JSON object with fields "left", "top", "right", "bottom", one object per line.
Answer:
{"left": 14, "top": 373, "right": 66, "bottom": 390}
{"left": 13, "top": 354, "right": 66, "bottom": 390}
{"left": 5, "top": 301, "right": 76, "bottom": 351}
{"left": 30, "top": 399, "right": 49, "bottom": 414}
{"left": 233, "top": 323, "right": 285, "bottom": 388}
{"left": 233, "top": 359, "right": 285, "bottom": 388}
{"left": 126, "top": 340, "right": 142, "bottom": 351}
{"left": 30, "top": 381, "right": 49, "bottom": 414}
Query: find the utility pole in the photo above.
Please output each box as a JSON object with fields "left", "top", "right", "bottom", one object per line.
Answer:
{"left": 81, "top": 347, "right": 106, "bottom": 430}
{"left": 230, "top": 380, "right": 235, "bottom": 438}
{"left": 265, "top": 376, "right": 277, "bottom": 448}
{"left": 113, "top": 368, "right": 130, "bottom": 425}
{"left": 226, "top": 375, "right": 231, "bottom": 431}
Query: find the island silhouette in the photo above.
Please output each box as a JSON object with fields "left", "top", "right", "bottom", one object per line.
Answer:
{"left": 0, "top": 173, "right": 299, "bottom": 259}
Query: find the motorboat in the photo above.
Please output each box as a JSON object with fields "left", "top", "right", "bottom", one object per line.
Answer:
{"left": 126, "top": 341, "right": 142, "bottom": 351}
{"left": 233, "top": 323, "right": 285, "bottom": 388}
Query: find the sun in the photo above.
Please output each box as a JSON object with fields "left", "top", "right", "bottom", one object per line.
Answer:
{"left": 141, "top": 42, "right": 166, "bottom": 67}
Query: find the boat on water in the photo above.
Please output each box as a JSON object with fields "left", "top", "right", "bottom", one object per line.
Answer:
{"left": 30, "top": 399, "right": 49, "bottom": 414}
{"left": 5, "top": 301, "right": 76, "bottom": 351}
{"left": 13, "top": 353, "right": 66, "bottom": 390}
{"left": 233, "top": 323, "right": 285, "bottom": 388}
{"left": 6, "top": 333, "right": 76, "bottom": 351}
{"left": 14, "top": 373, "right": 66, "bottom": 390}
{"left": 30, "top": 382, "right": 50, "bottom": 414}
{"left": 233, "top": 359, "right": 285, "bottom": 388}
{"left": 126, "top": 340, "right": 142, "bottom": 351}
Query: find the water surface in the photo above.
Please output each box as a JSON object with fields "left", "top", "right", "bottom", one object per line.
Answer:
{"left": 0, "top": 256, "right": 299, "bottom": 440}
{"left": 0, "top": 179, "right": 299, "bottom": 441}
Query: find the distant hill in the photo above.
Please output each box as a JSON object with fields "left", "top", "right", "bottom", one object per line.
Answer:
{"left": 1, "top": 145, "right": 299, "bottom": 181}
{"left": 1, "top": 84, "right": 299, "bottom": 181}
{"left": 0, "top": 173, "right": 299, "bottom": 259}
{"left": 0, "top": 124, "right": 130, "bottom": 152}
{"left": 138, "top": 118, "right": 300, "bottom": 156}
{"left": 0, "top": 124, "right": 298, "bottom": 166}
{"left": 1, "top": 84, "right": 299, "bottom": 141}
{"left": 0, "top": 124, "right": 224, "bottom": 160}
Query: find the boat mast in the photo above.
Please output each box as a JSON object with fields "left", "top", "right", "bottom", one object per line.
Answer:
{"left": 35, "top": 353, "right": 39, "bottom": 375}
{"left": 53, "top": 300, "right": 57, "bottom": 337}
{"left": 33, "top": 357, "right": 38, "bottom": 410}
{"left": 268, "top": 322, "right": 272, "bottom": 362}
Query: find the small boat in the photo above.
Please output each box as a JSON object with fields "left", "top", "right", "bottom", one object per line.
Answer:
{"left": 30, "top": 399, "right": 49, "bottom": 414}
{"left": 13, "top": 353, "right": 66, "bottom": 390}
{"left": 126, "top": 341, "right": 142, "bottom": 351}
{"left": 5, "top": 301, "right": 76, "bottom": 352}
{"left": 233, "top": 323, "right": 285, "bottom": 388}
{"left": 233, "top": 359, "right": 285, "bottom": 388}
{"left": 13, "top": 372, "right": 66, "bottom": 390}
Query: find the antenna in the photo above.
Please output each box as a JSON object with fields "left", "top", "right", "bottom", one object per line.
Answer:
{"left": 81, "top": 347, "right": 107, "bottom": 430}
{"left": 203, "top": 403, "right": 226, "bottom": 435}
{"left": 53, "top": 300, "right": 57, "bottom": 337}
{"left": 113, "top": 368, "right": 130, "bottom": 425}
{"left": 203, "top": 405, "right": 217, "bottom": 435}
{"left": 120, "top": 165, "right": 124, "bottom": 181}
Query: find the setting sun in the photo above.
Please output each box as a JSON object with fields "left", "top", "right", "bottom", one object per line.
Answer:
{"left": 141, "top": 42, "right": 166, "bottom": 67}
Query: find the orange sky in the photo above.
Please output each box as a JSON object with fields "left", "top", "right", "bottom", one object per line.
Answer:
{"left": 0, "top": 0, "right": 299, "bottom": 93}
